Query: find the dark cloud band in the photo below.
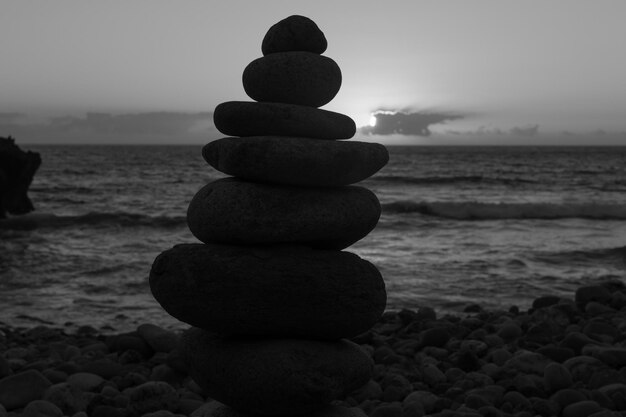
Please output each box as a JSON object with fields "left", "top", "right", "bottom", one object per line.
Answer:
{"left": 361, "top": 110, "right": 463, "bottom": 136}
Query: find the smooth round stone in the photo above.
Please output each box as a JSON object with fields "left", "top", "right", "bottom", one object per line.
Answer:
{"left": 262, "top": 15, "right": 327, "bottom": 55}
{"left": 203, "top": 136, "right": 388, "bottom": 186}
{"left": 213, "top": 101, "right": 355, "bottom": 139}
{"left": 243, "top": 52, "right": 341, "bottom": 107}
{"left": 180, "top": 328, "right": 373, "bottom": 415}
{"left": 149, "top": 243, "right": 386, "bottom": 339}
{"left": 187, "top": 178, "right": 381, "bottom": 250}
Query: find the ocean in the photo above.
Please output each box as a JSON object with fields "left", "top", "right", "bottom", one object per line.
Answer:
{"left": 1, "top": 145, "right": 625, "bottom": 332}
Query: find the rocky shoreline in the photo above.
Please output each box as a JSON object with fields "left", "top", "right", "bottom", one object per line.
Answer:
{"left": 1, "top": 281, "right": 626, "bottom": 417}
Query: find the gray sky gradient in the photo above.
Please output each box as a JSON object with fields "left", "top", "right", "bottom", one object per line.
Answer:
{"left": 2, "top": 1, "right": 626, "bottom": 144}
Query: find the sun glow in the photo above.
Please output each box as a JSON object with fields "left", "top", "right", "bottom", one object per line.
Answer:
{"left": 369, "top": 114, "right": 377, "bottom": 127}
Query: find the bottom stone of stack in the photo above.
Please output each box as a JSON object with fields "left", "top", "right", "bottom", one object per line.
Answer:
{"left": 180, "top": 327, "right": 373, "bottom": 415}
{"left": 196, "top": 401, "right": 368, "bottom": 417}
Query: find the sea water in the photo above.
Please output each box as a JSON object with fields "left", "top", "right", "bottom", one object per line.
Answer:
{"left": 1, "top": 145, "right": 625, "bottom": 331}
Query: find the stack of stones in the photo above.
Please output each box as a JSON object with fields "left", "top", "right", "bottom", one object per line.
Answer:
{"left": 150, "top": 15, "right": 389, "bottom": 416}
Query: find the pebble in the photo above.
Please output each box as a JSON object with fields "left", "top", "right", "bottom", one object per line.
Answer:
{"left": 501, "top": 391, "right": 532, "bottom": 411}
{"left": 137, "top": 324, "right": 179, "bottom": 353}
{"left": 44, "top": 382, "right": 94, "bottom": 415}
{"left": 381, "top": 374, "right": 412, "bottom": 402}
{"left": 21, "top": 400, "right": 63, "bottom": 417}
{"left": 543, "top": 362, "right": 573, "bottom": 392}
{"left": 586, "top": 301, "right": 616, "bottom": 315}
{"left": 351, "top": 380, "right": 383, "bottom": 402}
{"left": 42, "top": 369, "right": 67, "bottom": 384}
{"left": 141, "top": 411, "right": 185, "bottom": 417}
{"left": 563, "top": 355, "right": 608, "bottom": 384}
{"left": 213, "top": 101, "right": 355, "bottom": 139}
{"left": 79, "top": 358, "right": 124, "bottom": 379}
{"left": 496, "top": 322, "right": 523, "bottom": 341}
{"left": 588, "top": 346, "right": 626, "bottom": 367}
{"left": 401, "top": 401, "right": 425, "bottom": 417}
{"left": 151, "top": 243, "right": 385, "bottom": 339}
{"left": 107, "top": 333, "right": 153, "bottom": 358}
{"left": 575, "top": 285, "right": 612, "bottom": 308}
{"left": 180, "top": 327, "right": 372, "bottom": 415}
{"left": 243, "top": 51, "right": 342, "bottom": 107}
{"left": 418, "top": 327, "right": 451, "bottom": 348}
{"left": 66, "top": 372, "right": 104, "bottom": 392}
{"left": 186, "top": 178, "right": 381, "bottom": 250}
{"left": 560, "top": 331, "right": 599, "bottom": 354}
{"left": 597, "top": 383, "right": 626, "bottom": 410}
{"left": 550, "top": 388, "right": 588, "bottom": 409}
{"left": 583, "top": 320, "right": 620, "bottom": 341}
{"left": 371, "top": 403, "right": 403, "bottom": 417}
{"left": 532, "top": 295, "right": 562, "bottom": 309}
{"left": 502, "top": 351, "right": 552, "bottom": 376}
{"left": 536, "top": 345, "right": 575, "bottom": 363}
{"left": 0, "top": 369, "right": 52, "bottom": 410}
{"left": 490, "top": 348, "right": 512, "bottom": 366}
{"left": 127, "top": 381, "right": 179, "bottom": 415}
{"left": 422, "top": 363, "right": 446, "bottom": 386}
{"left": 203, "top": 136, "right": 388, "bottom": 187}
{"left": 0, "top": 357, "right": 10, "bottom": 379}
{"left": 562, "top": 400, "right": 603, "bottom": 417}
{"left": 262, "top": 15, "right": 327, "bottom": 55}
{"left": 588, "top": 411, "right": 623, "bottom": 417}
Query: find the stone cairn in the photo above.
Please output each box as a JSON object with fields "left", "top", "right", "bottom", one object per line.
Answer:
{"left": 150, "top": 15, "right": 389, "bottom": 416}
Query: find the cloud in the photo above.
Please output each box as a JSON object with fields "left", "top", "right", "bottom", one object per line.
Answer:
{"left": 0, "top": 112, "right": 25, "bottom": 123}
{"left": 510, "top": 124, "right": 539, "bottom": 137}
{"left": 1, "top": 112, "right": 216, "bottom": 144}
{"left": 445, "top": 124, "right": 540, "bottom": 138}
{"left": 360, "top": 110, "right": 463, "bottom": 136}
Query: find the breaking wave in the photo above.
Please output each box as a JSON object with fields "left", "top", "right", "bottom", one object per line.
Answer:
{"left": 0, "top": 211, "right": 186, "bottom": 230}
{"left": 370, "top": 175, "right": 537, "bottom": 186}
{"left": 382, "top": 200, "right": 626, "bottom": 220}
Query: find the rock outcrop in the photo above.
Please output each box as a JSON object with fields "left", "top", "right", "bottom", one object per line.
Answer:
{"left": 0, "top": 136, "right": 41, "bottom": 218}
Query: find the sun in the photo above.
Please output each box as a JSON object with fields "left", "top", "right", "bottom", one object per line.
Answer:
{"left": 369, "top": 114, "right": 377, "bottom": 127}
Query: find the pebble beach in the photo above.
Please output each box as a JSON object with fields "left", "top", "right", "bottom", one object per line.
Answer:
{"left": 2, "top": 281, "right": 626, "bottom": 417}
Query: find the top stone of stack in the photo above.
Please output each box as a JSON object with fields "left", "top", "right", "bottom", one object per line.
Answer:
{"left": 244, "top": 15, "right": 340, "bottom": 108}
{"left": 262, "top": 15, "right": 328, "bottom": 55}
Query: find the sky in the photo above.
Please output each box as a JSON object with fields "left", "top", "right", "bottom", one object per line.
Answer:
{"left": 2, "top": 1, "right": 626, "bottom": 145}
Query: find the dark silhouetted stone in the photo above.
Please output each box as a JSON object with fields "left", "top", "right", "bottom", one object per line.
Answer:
{"left": 213, "top": 101, "right": 355, "bottom": 139}
{"left": 0, "top": 136, "right": 41, "bottom": 218}
{"left": 203, "top": 136, "right": 388, "bottom": 186}
{"left": 187, "top": 178, "right": 380, "bottom": 250}
{"left": 180, "top": 328, "right": 372, "bottom": 415}
{"left": 262, "top": 15, "right": 327, "bottom": 55}
{"left": 149, "top": 243, "right": 386, "bottom": 339}
{"left": 243, "top": 52, "right": 341, "bottom": 107}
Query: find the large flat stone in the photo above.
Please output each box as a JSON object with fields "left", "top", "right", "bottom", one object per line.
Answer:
{"left": 213, "top": 101, "right": 355, "bottom": 139}
{"left": 262, "top": 15, "right": 327, "bottom": 55}
{"left": 149, "top": 243, "right": 386, "bottom": 339}
{"left": 181, "top": 328, "right": 373, "bottom": 415}
{"left": 203, "top": 136, "right": 388, "bottom": 186}
{"left": 187, "top": 178, "right": 381, "bottom": 250}
{"left": 243, "top": 52, "right": 341, "bottom": 108}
